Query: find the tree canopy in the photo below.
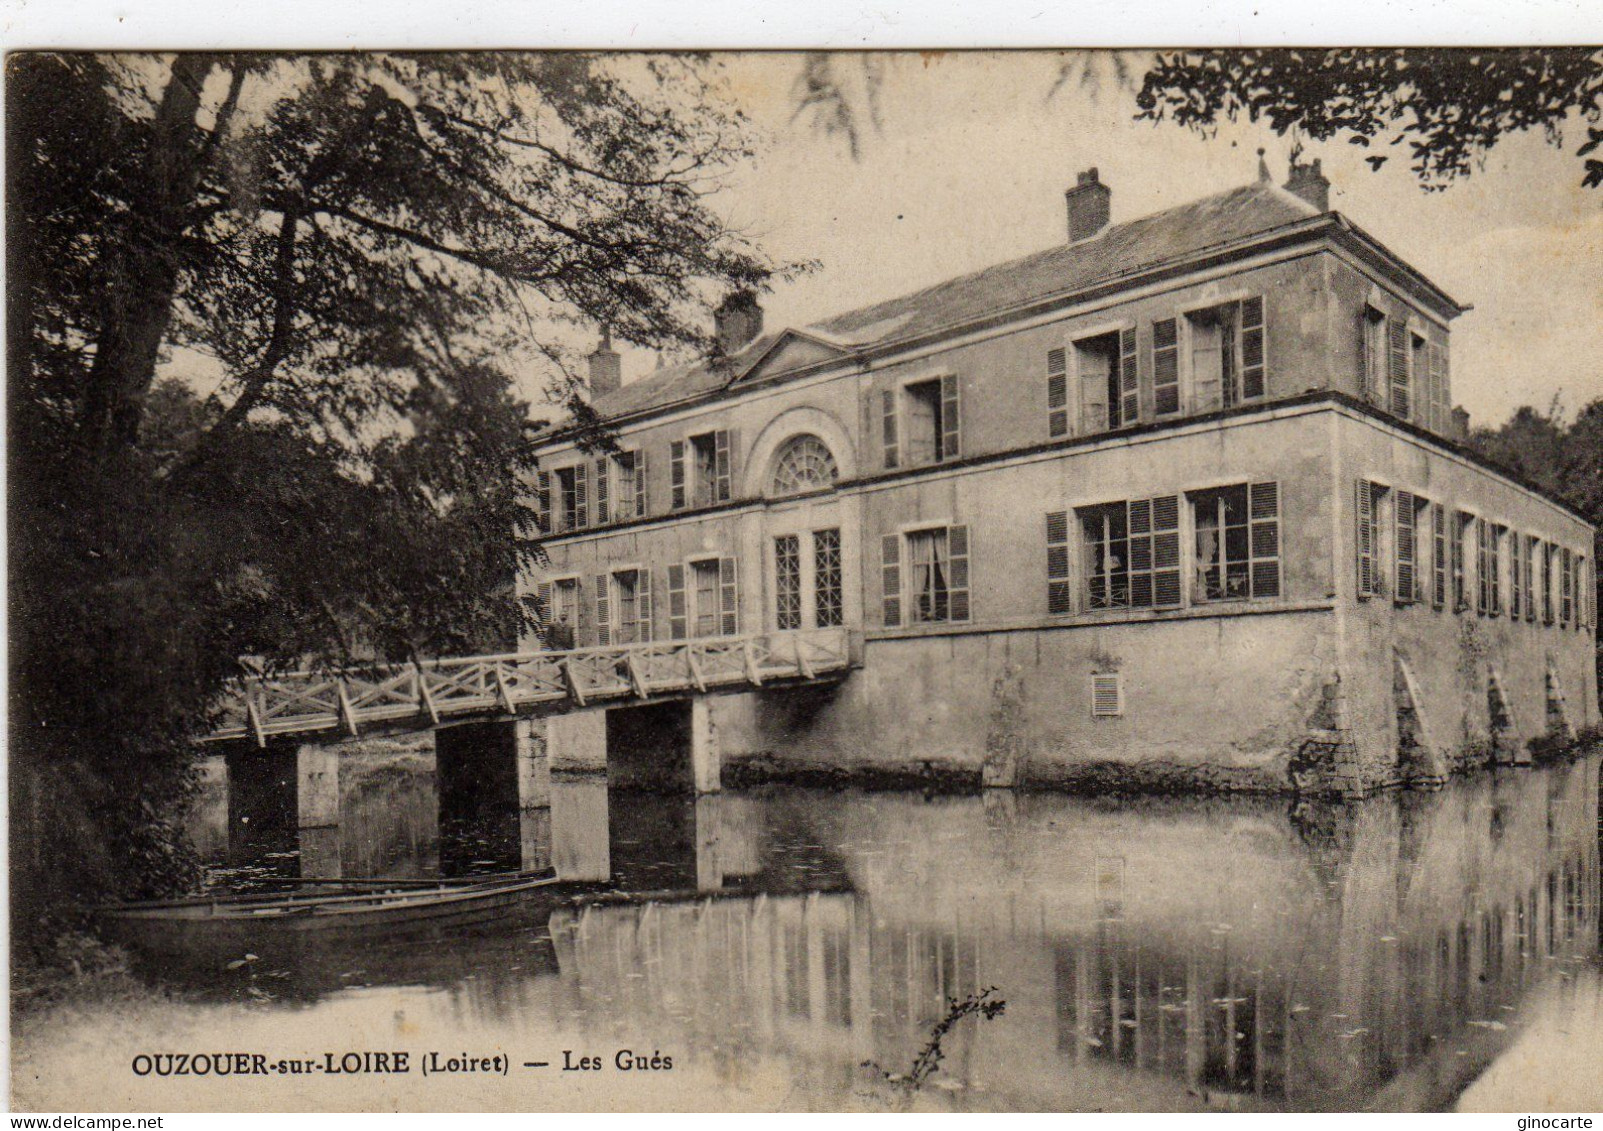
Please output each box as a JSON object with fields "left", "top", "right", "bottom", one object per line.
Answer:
{"left": 1133, "top": 49, "right": 1603, "bottom": 190}
{"left": 7, "top": 51, "right": 791, "bottom": 933}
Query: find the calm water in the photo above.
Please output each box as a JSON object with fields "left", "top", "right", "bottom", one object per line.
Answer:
{"left": 15, "top": 747, "right": 1601, "bottom": 1112}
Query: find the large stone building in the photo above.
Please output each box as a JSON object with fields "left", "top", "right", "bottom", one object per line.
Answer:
{"left": 523, "top": 159, "right": 1597, "bottom": 797}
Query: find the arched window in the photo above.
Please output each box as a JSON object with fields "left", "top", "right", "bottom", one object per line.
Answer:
{"left": 769, "top": 434, "right": 839, "bottom": 497}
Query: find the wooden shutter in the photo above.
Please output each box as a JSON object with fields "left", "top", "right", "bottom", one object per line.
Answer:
{"left": 1436, "top": 339, "right": 1449, "bottom": 426}
{"left": 714, "top": 429, "right": 733, "bottom": 502}
{"left": 1046, "top": 511, "right": 1072, "bottom": 615}
{"left": 1239, "top": 297, "right": 1266, "bottom": 399}
{"left": 940, "top": 374, "right": 961, "bottom": 461}
{"left": 881, "top": 534, "right": 902, "bottom": 627}
{"left": 594, "top": 573, "right": 611, "bottom": 646}
{"left": 669, "top": 440, "right": 687, "bottom": 510}
{"left": 1441, "top": 347, "right": 1452, "bottom": 430}
{"left": 947, "top": 524, "right": 970, "bottom": 622}
{"left": 637, "top": 569, "right": 654, "bottom": 643}
{"left": 1152, "top": 494, "right": 1182, "bottom": 607}
{"left": 1249, "top": 482, "right": 1281, "bottom": 599}
{"left": 667, "top": 564, "right": 688, "bottom": 640}
{"left": 634, "top": 450, "right": 649, "bottom": 516}
{"left": 1119, "top": 327, "right": 1139, "bottom": 425}
{"left": 1511, "top": 529, "right": 1524, "bottom": 619}
{"left": 1388, "top": 317, "right": 1410, "bottom": 419}
{"left": 1453, "top": 513, "right": 1468, "bottom": 611}
{"left": 1561, "top": 547, "right": 1573, "bottom": 626}
{"left": 535, "top": 470, "right": 551, "bottom": 533}
{"left": 1476, "top": 518, "right": 1490, "bottom": 614}
{"left": 573, "top": 462, "right": 589, "bottom": 529}
{"left": 536, "top": 582, "right": 552, "bottom": 632}
{"left": 1152, "top": 319, "right": 1180, "bottom": 415}
{"left": 1442, "top": 503, "right": 1455, "bottom": 608}
{"left": 1047, "top": 348, "right": 1069, "bottom": 438}
{"left": 1356, "top": 480, "right": 1376, "bottom": 599}
{"left": 1524, "top": 536, "right": 1536, "bottom": 623}
{"left": 718, "top": 556, "right": 739, "bottom": 636}
{"left": 1127, "top": 498, "right": 1154, "bottom": 607}
{"left": 1395, "top": 490, "right": 1416, "bottom": 603}
{"left": 881, "top": 389, "right": 899, "bottom": 469}
{"left": 594, "top": 457, "right": 610, "bottom": 525}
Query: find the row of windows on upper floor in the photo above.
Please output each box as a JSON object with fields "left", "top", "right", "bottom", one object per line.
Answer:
{"left": 534, "top": 295, "right": 1452, "bottom": 535}
{"left": 531, "top": 476, "right": 1592, "bottom": 649}
{"left": 1356, "top": 479, "right": 1594, "bottom": 630}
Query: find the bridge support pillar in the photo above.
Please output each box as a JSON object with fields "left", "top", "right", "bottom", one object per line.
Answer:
{"left": 515, "top": 718, "right": 551, "bottom": 809}
{"left": 695, "top": 794, "right": 723, "bottom": 891}
{"left": 296, "top": 744, "right": 341, "bottom": 829}
{"left": 296, "top": 745, "right": 342, "bottom": 878}
{"left": 550, "top": 773, "right": 611, "bottom": 882}
{"left": 545, "top": 708, "right": 608, "bottom": 775}
{"left": 691, "top": 698, "right": 721, "bottom": 795}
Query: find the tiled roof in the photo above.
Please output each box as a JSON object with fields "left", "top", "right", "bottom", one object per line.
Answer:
{"left": 588, "top": 179, "right": 1320, "bottom": 420}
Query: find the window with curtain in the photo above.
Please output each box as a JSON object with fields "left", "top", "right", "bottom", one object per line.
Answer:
{"left": 907, "top": 527, "right": 951, "bottom": 624}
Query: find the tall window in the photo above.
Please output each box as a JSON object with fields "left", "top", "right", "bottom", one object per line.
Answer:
{"left": 770, "top": 435, "right": 838, "bottom": 497}
{"left": 555, "top": 465, "right": 587, "bottom": 531}
{"left": 1453, "top": 511, "right": 1472, "bottom": 611}
{"left": 1362, "top": 307, "right": 1387, "bottom": 405}
{"left": 691, "top": 433, "right": 720, "bottom": 507}
{"left": 1193, "top": 483, "right": 1279, "bottom": 601}
{"left": 1071, "top": 329, "right": 1141, "bottom": 432}
{"left": 774, "top": 535, "right": 802, "bottom": 630}
{"left": 608, "top": 450, "right": 645, "bottom": 519}
{"left": 1490, "top": 524, "right": 1507, "bottom": 616}
{"left": 1356, "top": 480, "right": 1391, "bottom": 600}
{"left": 908, "top": 527, "right": 951, "bottom": 623}
{"left": 539, "top": 577, "right": 579, "bottom": 650}
{"left": 884, "top": 376, "right": 960, "bottom": 468}
{"left": 1081, "top": 501, "right": 1129, "bottom": 609}
{"left": 814, "top": 528, "right": 843, "bottom": 628}
{"left": 902, "top": 380, "right": 944, "bottom": 464}
{"left": 671, "top": 430, "right": 731, "bottom": 509}
{"left": 1187, "top": 297, "right": 1265, "bottom": 412}
{"left": 692, "top": 560, "right": 722, "bottom": 637}
{"left": 610, "top": 568, "right": 651, "bottom": 644}
{"left": 882, "top": 525, "right": 969, "bottom": 626}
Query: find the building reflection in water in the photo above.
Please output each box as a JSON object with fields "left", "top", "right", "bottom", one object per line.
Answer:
{"left": 532, "top": 760, "right": 1599, "bottom": 1111}
{"left": 186, "top": 751, "right": 1600, "bottom": 1111}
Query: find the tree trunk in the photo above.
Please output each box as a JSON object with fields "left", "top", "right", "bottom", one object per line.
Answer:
{"left": 77, "top": 54, "right": 218, "bottom": 463}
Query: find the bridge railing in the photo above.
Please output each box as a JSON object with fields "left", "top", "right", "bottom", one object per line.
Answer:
{"left": 206, "top": 626, "right": 857, "bottom": 746}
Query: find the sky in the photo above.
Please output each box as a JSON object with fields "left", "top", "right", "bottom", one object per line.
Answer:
{"left": 600, "top": 51, "right": 1602, "bottom": 431}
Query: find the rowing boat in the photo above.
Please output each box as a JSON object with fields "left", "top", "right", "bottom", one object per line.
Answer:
{"left": 97, "top": 869, "right": 562, "bottom": 954}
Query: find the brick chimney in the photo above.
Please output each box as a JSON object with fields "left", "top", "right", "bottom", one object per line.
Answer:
{"left": 587, "top": 327, "right": 621, "bottom": 398}
{"left": 1451, "top": 405, "right": 1470, "bottom": 441}
{"left": 1065, "top": 167, "right": 1112, "bottom": 243}
{"left": 714, "top": 290, "right": 764, "bottom": 356}
{"left": 1284, "top": 156, "right": 1331, "bottom": 212}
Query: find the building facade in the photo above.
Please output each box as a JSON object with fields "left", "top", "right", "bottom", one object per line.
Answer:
{"left": 523, "top": 161, "right": 1597, "bottom": 797}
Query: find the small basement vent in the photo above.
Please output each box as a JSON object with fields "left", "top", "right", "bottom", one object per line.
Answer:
{"left": 1091, "top": 672, "right": 1124, "bottom": 717}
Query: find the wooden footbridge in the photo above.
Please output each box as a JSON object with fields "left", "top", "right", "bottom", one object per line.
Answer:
{"left": 206, "top": 627, "right": 859, "bottom": 747}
